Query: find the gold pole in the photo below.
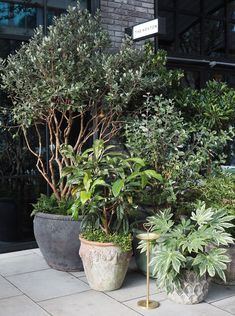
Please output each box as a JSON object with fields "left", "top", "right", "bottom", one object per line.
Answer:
{"left": 146, "top": 238, "right": 150, "bottom": 308}
{"left": 136, "top": 230, "right": 160, "bottom": 309}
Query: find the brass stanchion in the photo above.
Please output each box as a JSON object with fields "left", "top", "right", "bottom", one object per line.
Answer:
{"left": 136, "top": 227, "right": 160, "bottom": 309}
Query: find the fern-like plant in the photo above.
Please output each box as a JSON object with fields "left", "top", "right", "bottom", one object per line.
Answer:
{"left": 141, "top": 201, "right": 234, "bottom": 293}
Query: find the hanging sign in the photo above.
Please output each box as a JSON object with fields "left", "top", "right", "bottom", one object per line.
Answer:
{"left": 133, "top": 19, "right": 159, "bottom": 40}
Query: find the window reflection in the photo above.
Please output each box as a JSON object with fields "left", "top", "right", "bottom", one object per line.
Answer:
{"left": 178, "top": 15, "right": 200, "bottom": 54}
{"left": 204, "top": 20, "right": 225, "bottom": 57}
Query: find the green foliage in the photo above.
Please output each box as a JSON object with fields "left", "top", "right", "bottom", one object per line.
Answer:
{"left": 61, "top": 139, "right": 162, "bottom": 235}
{"left": 141, "top": 201, "right": 235, "bottom": 293}
{"left": 80, "top": 230, "right": 132, "bottom": 253}
{"left": 195, "top": 174, "right": 235, "bottom": 237}
{"left": 124, "top": 95, "right": 234, "bottom": 208}
{"left": 176, "top": 80, "right": 235, "bottom": 131}
{"left": 32, "top": 194, "right": 74, "bottom": 216}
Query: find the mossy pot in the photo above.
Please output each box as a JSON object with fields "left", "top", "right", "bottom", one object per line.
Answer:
{"left": 79, "top": 236, "right": 132, "bottom": 291}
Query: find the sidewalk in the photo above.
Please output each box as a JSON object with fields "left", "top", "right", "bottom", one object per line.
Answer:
{"left": 0, "top": 249, "right": 234, "bottom": 316}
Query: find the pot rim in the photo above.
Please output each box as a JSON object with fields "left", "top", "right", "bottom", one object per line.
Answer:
{"left": 34, "top": 212, "right": 81, "bottom": 222}
{"left": 79, "top": 235, "right": 132, "bottom": 253}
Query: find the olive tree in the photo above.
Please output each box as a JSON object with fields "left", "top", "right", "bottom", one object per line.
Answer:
{"left": 1, "top": 3, "right": 171, "bottom": 201}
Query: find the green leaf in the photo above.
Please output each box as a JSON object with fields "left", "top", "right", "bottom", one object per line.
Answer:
{"left": 126, "top": 157, "right": 145, "bottom": 166}
{"left": 80, "top": 191, "right": 91, "bottom": 205}
{"left": 83, "top": 172, "right": 92, "bottom": 192}
{"left": 144, "top": 169, "right": 163, "bottom": 181}
{"left": 112, "top": 179, "right": 124, "bottom": 197}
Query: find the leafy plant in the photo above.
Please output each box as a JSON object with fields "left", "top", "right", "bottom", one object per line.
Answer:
{"left": 80, "top": 230, "right": 132, "bottom": 252}
{"left": 32, "top": 193, "right": 74, "bottom": 216}
{"left": 176, "top": 80, "right": 235, "bottom": 131}
{"left": 62, "top": 139, "right": 162, "bottom": 235}
{"left": 196, "top": 174, "right": 235, "bottom": 237}
{"left": 0, "top": 2, "right": 169, "bottom": 202}
{"left": 140, "top": 201, "right": 234, "bottom": 293}
{"left": 124, "top": 95, "right": 234, "bottom": 208}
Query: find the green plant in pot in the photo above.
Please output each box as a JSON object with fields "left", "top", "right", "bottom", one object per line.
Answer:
{"left": 0, "top": 2, "right": 170, "bottom": 271}
{"left": 62, "top": 139, "right": 162, "bottom": 291}
{"left": 198, "top": 174, "right": 235, "bottom": 284}
{"left": 141, "top": 201, "right": 234, "bottom": 304}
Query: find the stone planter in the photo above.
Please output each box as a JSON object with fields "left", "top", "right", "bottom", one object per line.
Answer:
{"left": 34, "top": 212, "right": 83, "bottom": 271}
{"left": 167, "top": 270, "right": 210, "bottom": 304}
{"left": 79, "top": 236, "right": 132, "bottom": 291}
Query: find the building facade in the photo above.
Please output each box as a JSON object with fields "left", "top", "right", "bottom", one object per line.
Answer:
{"left": 0, "top": 0, "right": 234, "bottom": 253}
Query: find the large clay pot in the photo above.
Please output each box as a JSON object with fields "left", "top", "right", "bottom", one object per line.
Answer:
{"left": 34, "top": 212, "right": 83, "bottom": 271}
{"left": 167, "top": 270, "right": 210, "bottom": 304}
{"left": 79, "top": 236, "right": 132, "bottom": 291}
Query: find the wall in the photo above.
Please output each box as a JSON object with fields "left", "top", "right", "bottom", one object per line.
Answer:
{"left": 100, "top": 0, "right": 154, "bottom": 49}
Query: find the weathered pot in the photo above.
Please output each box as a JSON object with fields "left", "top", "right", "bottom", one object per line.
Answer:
{"left": 79, "top": 236, "right": 132, "bottom": 291}
{"left": 34, "top": 212, "right": 83, "bottom": 271}
{"left": 167, "top": 270, "right": 210, "bottom": 304}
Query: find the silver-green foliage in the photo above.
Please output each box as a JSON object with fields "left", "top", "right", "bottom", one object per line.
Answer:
{"left": 144, "top": 201, "right": 234, "bottom": 293}
{"left": 125, "top": 95, "right": 234, "bottom": 205}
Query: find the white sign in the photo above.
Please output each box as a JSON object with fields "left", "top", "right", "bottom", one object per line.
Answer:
{"left": 133, "top": 19, "right": 159, "bottom": 40}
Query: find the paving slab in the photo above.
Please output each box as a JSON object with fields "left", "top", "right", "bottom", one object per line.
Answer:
{"left": 69, "top": 271, "right": 86, "bottom": 278}
{"left": 106, "top": 271, "right": 160, "bottom": 302}
{"left": 0, "top": 253, "right": 49, "bottom": 276}
{"left": 212, "top": 296, "right": 235, "bottom": 315}
{"left": 0, "top": 249, "right": 34, "bottom": 259}
{"left": 0, "top": 295, "right": 50, "bottom": 316}
{"left": 125, "top": 296, "right": 233, "bottom": 316}
{"left": 7, "top": 268, "right": 90, "bottom": 302}
{"left": 205, "top": 282, "right": 235, "bottom": 303}
{"left": 39, "top": 290, "right": 142, "bottom": 316}
{"left": 0, "top": 275, "right": 21, "bottom": 299}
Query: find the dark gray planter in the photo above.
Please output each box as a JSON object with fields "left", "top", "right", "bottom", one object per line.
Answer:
{"left": 34, "top": 212, "right": 83, "bottom": 271}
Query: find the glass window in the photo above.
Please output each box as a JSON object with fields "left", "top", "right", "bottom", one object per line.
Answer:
{"left": 229, "top": 23, "right": 235, "bottom": 55}
{"left": 228, "top": 1, "right": 235, "bottom": 20}
{"left": 205, "top": 0, "right": 224, "bottom": 18}
{"left": 204, "top": 19, "right": 225, "bottom": 57}
{"left": 178, "top": 15, "right": 201, "bottom": 54}
{"left": 158, "top": 11, "right": 175, "bottom": 52}
{"left": 0, "top": 2, "right": 41, "bottom": 36}
{"left": 159, "top": 0, "right": 174, "bottom": 10}
{"left": 178, "top": 0, "right": 200, "bottom": 14}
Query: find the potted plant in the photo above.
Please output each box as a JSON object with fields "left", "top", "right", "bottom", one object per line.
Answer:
{"left": 62, "top": 139, "right": 162, "bottom": 291}
{"left": 0, "top": 4, "right": 165, "bottom": 270}
{"left": 141, "top": 201, "right": 234, "bottom": 304}
{"left": 198, "top": 174, "right": 235, "bottom": 284}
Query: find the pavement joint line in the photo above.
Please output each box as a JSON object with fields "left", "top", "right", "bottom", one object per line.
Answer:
{"left": 36, "top": 289, "right": 93, "bottom": 303}
{"left": 122, "top": 292, "right": 167, "bottom": 303}
{"left": 0, "top": 293, "right": 23, "bottom": 301}
{"left": 102, "top": 291, "right": 144, "bottom": 316}
{"left": 0, "top": 273, "right": 52, "bottom": 316}
{"left": 3, "top": 267, "right": 52, "bottom": 278}
{"left": 209, "top": 301, "right": 235, "bottom": 316}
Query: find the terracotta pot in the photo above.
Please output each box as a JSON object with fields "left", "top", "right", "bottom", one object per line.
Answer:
{"left": 167, "top": 270, "right": 210, "bottom": 304}
{"left": 34, "top": 212, "right": 83, "bottom": 271}
{"left": 79, "top": 236, "right": 132, "bottom": 291}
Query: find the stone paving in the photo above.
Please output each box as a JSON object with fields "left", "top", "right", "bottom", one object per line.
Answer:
{"left": 0, "top": 249, "right": 234, "bottom": 316}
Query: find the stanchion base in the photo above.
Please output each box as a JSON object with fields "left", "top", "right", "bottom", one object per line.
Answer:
{"left": 137, "top": 299, "right": 160, "bottom": 309}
